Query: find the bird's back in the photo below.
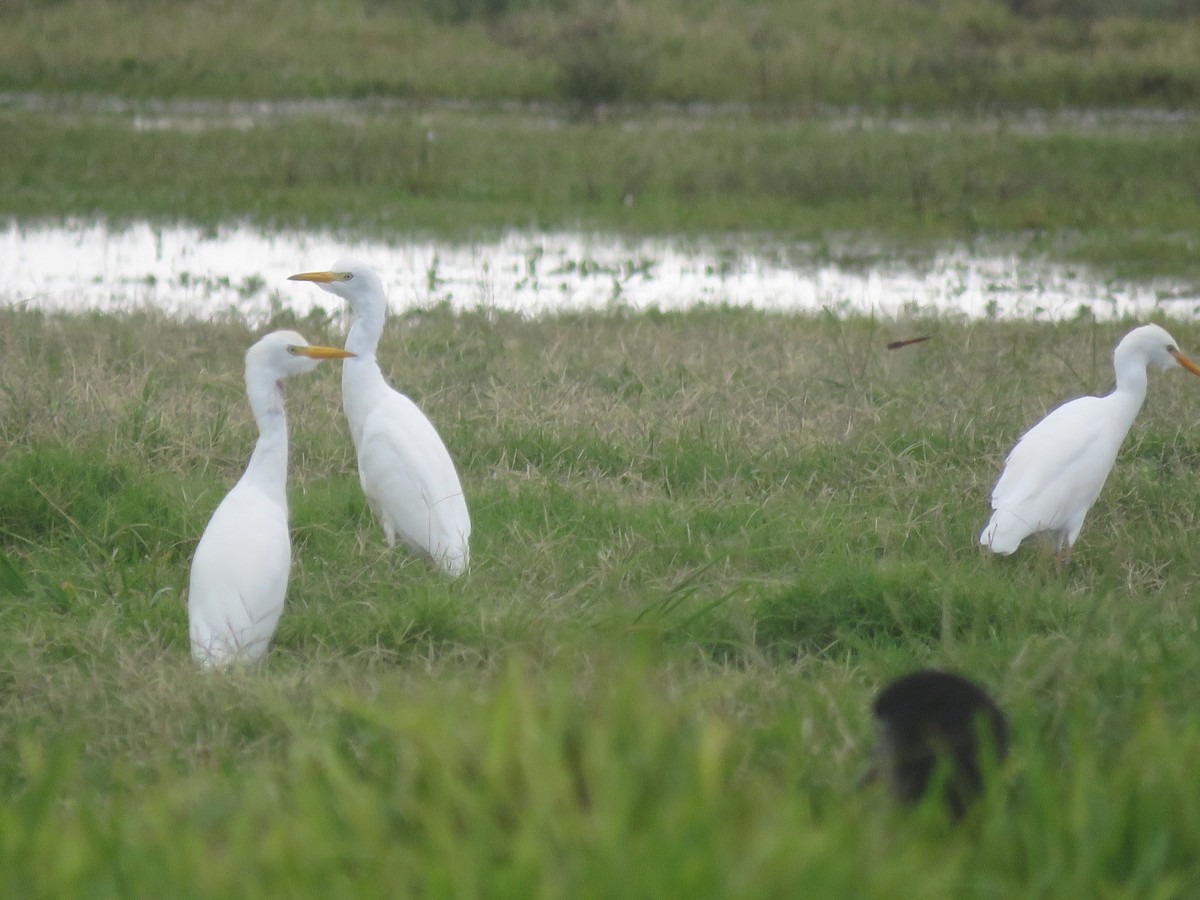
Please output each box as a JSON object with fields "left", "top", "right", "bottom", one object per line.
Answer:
{"left": 346, "top": 363, "right": 470, "bottom": 574}
{"left": 982, "top": 394, "right": 1126, "bottom": 552}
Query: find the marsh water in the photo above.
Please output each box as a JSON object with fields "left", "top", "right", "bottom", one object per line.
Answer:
{"left": 4, "top": 94, "right": 1196, "bottom": 323}
{"left": 3, "top": 219, "right": 1197, "bottom": 323}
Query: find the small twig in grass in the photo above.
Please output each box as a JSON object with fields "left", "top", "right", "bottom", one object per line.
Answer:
{"left": 886, "top": 336, "right": 931, "bottom": 350}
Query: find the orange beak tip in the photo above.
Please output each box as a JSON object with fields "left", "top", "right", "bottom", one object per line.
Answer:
{"left": 1171, "top": 350, "right": 1200, "bottom": 376}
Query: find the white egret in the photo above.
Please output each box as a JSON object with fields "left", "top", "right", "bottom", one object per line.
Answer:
{"left": 864, "top": 669, "right": 1008, "bottom": 820}
{"left": 289, "top": 259, "right": 471, "bottom": 576}
{"left": 188, "top": 331, "right": 354, "bottom": 667}
{"left": 980, "top": 324, "right": 1200, "bottom": 562}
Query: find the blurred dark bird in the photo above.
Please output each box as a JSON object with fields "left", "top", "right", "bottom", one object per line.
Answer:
{"left": 886, "top": 336, "right": 931, "bottom": 350}
{"left": 864, "top": 669, "right": 1008, "bottom": 819}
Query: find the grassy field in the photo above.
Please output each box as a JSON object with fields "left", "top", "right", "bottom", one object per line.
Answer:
{"left": 5, "top": 0, "right": 1200, "bottom": 893}
{"left": 4, "top": 306, "right": 1200, "bottom": 894}
{"left": 4, "top": 0, "right": 1200, "bottom": 108}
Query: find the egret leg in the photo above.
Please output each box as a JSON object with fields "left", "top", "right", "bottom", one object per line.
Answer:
{"left": 1054, "top": 538, "right": 1073, "bottom": 572}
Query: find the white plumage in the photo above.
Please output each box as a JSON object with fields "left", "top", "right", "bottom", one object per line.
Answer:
{"left": 289, "top": 259, "right": 471, "bottom": 575}
{"left": 188, "top": 331, "right": 353, "bottom": 666}
{"left": 980, "top": 324, "right": 1200, "bottom": 561}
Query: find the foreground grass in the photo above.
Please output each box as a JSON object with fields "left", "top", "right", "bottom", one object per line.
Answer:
{"left": 3, "top": 305, "right": 1200, "bottom": 894}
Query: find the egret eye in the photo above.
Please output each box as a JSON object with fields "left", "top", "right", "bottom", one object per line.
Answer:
{"left": 286, "top": 345, "right": 299, "bottom": 355}
{"left": 1168, "top": 345, "right": 1178, "bottom": 353}
{"left": 342, "top": 273, "right": 354, "bottom": 281}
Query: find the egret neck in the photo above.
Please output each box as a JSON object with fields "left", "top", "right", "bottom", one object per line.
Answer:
{"left": 341, "top": 298, "right": 389, "bottom": 446}
{"left": 345, "top": 296, "right": 385, "bottom": 358}
{"left": 241, "top": 373, "right": 290, "bottom": 503}
{"left": 1108, "top": 339, "right": 1155, "bottom": 436}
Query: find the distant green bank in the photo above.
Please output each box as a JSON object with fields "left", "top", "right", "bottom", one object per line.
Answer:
{"left": 5, "top": 103, "right": 1200, "bottom": 281}
{"left": 4, "top": 0, "right": 1200, "bottom": 109}
{"left": 9, "top": 0, "right": 1200, "bottom": 281}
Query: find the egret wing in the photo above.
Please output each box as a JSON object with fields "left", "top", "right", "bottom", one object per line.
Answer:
{"left": 188, "top": 484, "right": 290, "bottom": 664}
{"left": 357, "top": 389, "right": 470, "bottom": 573}
{"left": 990, "top": 396, "right": 1112, "bottom": 510}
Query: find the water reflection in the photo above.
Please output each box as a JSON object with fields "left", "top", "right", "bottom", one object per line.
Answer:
{"left": 2, "top": 219, "right": 1195, "bottom": 323}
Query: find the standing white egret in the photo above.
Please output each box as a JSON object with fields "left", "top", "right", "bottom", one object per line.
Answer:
{"left": 289, "top": 259, "right": 471, "bottom": 576}
{"left": 980, "top": 324, "right": 1200, "bottom": 562}
{"left": 188, "top": 331, "right": 354, "bottom": 667}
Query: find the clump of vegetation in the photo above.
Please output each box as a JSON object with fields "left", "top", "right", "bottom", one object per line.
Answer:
{"left": 551, "top": 4, "right": 656, "bottom": 107}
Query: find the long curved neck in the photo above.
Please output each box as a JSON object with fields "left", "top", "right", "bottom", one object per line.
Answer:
{"left": 1112, "top": 351, "right": 1150, "bottom": 402}
{"left": 1107, "top": 351, "right": 1150, "bottom": 435}
{"left": 345, "top": 301, "right": 385, "bottom": 359}
{"left": 242, "top": 374, "right": 289, "bottom": 500}
{"left": 342, "top": 353, "right": 389, "bottom": 443}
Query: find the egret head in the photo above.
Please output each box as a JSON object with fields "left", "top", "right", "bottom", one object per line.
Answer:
{"left": 288, "top": 258, "right": 386, "bottom": 316}
{"left": 1117, "top": 324, "right": 1200, "bottom": 375}
{"left": 863, "top": 669, "right": 1009, "bottom": 820}
{"left": 246, "top": 330, "right": 355, "bottom": 382}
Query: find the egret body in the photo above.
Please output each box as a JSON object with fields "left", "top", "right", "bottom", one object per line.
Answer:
{"left": 289, "top": 259, "right": 471, "bottom": 575}
{"left": 981, "top": 324, "right": 1200, "bottom": 561}
{"left": 188, "top": 331, "right": 353, "bottom": 667}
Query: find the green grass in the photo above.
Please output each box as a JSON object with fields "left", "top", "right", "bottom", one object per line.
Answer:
{"left": 6, "top": 0, "right": 1200, "bottom": 887}
{"left": 5, "top": 306, "right": 1200, "bottom": 894}
{"left": 4, "top": 0, "right": 1200, "bottom": 108}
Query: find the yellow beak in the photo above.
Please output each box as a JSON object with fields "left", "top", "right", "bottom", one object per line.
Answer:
{"left": 295, "top": 345, "right": 355, "bottom": 360}
{"left": 289, "top": 270, "right": 344, "bottom": 284}
{"left": 1170, "top": 349, "right": 1200, "bottom": 376}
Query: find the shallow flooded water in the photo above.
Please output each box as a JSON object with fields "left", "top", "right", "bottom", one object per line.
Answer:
{"left": 3, "top": 219, "right": 1196, "bottom": 323}
{"left": 6, "top": 91, "right": 1198, "bottom": 136}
